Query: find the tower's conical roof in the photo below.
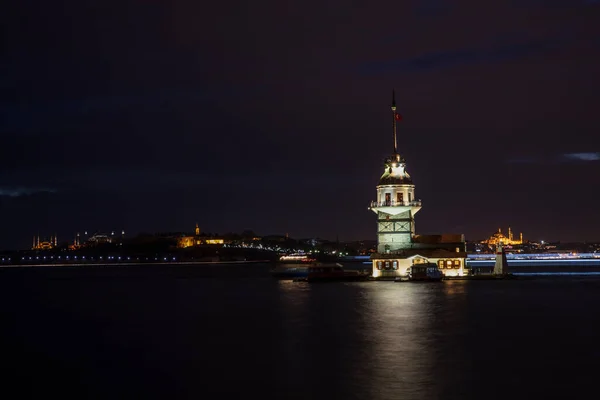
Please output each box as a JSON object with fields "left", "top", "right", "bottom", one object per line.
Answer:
{"left": 379, "top": 154, "right": 412, "bottom": 185}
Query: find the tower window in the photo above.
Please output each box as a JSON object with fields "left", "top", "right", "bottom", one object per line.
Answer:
{"left": 385, "top": 193, "right": 391, "bottom": 206}
{"left": 397, "top": 192, "right": 403, "bottom": 204}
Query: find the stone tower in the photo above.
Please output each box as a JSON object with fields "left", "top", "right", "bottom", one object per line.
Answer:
{"left": 368, "top": 91, "right": 421, "bottom": 253}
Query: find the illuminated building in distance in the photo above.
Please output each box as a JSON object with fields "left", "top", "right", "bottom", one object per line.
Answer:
{"left": 68, "top": 230, "right": 124, "bottom": 249}
{"left": 368, "top": 91, "right": 468, "bottom": 278}
{"left": 68, "top": 232, "right": 82, "bottom": 250}
{"left": 177, "top": 223, "right": 224, "bottom": 248}
{"left": 32, "top": 234, "right": 57, "bottom": 250}
{"left": 481, "top": 227, "right": 524, "bottom": 246}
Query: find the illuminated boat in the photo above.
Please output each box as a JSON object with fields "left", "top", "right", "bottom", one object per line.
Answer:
{"left": 278, "top": 254, "right": 317, "bottom": 263}
{"left": 402, "top": 263, "right": 444, "bottom": 282}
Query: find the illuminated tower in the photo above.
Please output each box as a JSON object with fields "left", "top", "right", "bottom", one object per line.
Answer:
{"left": 368, "top": 91, "right": 421, "bottom": 253}
{"left": 195, "top": 223, "right": 200, "bottom": 236}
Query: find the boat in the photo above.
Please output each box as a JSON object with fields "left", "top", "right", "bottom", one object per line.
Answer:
{"left": 398, "top": 263, "right": 444, "bottom": 282}
{"left": 278, "top": 254, "right": 317, "bottom": 263}
{"left": 294, "top": 263, "right": 370, "bottom": 282}
{"left": 270, "top": 254, "right": 318, "bottom": 279}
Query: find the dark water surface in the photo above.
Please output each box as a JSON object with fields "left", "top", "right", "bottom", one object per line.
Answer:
{"left": 1, "top": 263, "right": 599, "bottom": 399}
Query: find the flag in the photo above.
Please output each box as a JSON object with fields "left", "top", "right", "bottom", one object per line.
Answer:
{"left": 395, "top": 113, "right": 402, "bottom": 121}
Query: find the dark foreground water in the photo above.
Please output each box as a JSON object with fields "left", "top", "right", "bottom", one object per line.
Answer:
{"left": 1, "top": 263, "right": 600, "bottom": 399}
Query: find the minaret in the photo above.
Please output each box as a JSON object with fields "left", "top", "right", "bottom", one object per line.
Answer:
{"left": 195, "top": 223, "right": 200, "bottom": 236}
{"left": 520, "top": 232, "right": 523, "bottom": 244}
{"left": 32, "top": 235, "right": 36, "bottom": 250}
{"left": 508, "top": 227, "right": 513, "bottom": 241}
{"left": 494, "top": 242, "right": 508, "bottom": 275}
{"left": 368, "top": 91, "right": 421, "bottom": 253}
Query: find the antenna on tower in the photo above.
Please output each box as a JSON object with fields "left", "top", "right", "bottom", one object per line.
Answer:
{"left": 391, "top": 89, "right": 398, "bottom": 155}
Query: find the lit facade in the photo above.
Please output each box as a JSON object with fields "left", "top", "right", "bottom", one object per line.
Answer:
{"left": 32, "top": 234, "right": 57, "bottom": 250}
{"left": 68, "top": 230, "right": 123, "bottom": 249}
{"left": 369, "top": 92, "right": 468, "bottom": 278}
{"left": 87, "top": 234, "right": 112, "bottom": 244}
{"left": 481, "top": 227, "right": 523, "bottom": 246}
{"left": 69, "top": 232, "right": 81, "bottom": 250}
{"left": 177, "top": 223, "right": 224, "bottom": 248}
{"left": 372, "top": 249, "right": 467, "bottom": 278}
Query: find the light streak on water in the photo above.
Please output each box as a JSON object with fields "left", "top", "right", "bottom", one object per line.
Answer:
{"left": 513, "top": 272, "right": 600, "bottom": 276}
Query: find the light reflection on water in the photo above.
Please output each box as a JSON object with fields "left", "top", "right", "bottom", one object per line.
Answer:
{"left": 274, "top": 281, "right": 474, "bottom": 399}
{"left": 360, "top": 283, "right": 438, "bottom": 399}
{"left": 3, "top": 265, "right": 600, "bottom": 399}
{"left": 276, "top": 279, "right": 312, "bottom": 377}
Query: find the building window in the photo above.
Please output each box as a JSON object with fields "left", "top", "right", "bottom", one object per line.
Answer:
{"left": 438, "top": 260, "right": 445, "bottom": 269}
{"left": 385, "top": 193, "right": 391, "bottom": 206}
{"left": 446, "top": 260, "right": 452, "bottom": 268}
{"left": 454, "top": 260, "right": 461, "bottom": 269}
{"left": 392, "top": 260, "right": 398, "bottom": 270}
{"left": 376, "top": 261, "right": 382, "bottom": 270}
{"left": 397, "top": 192, "right": 403, "bottom": 204}
{"left": 384, "top": 261, "right": 391, "bottom": 270}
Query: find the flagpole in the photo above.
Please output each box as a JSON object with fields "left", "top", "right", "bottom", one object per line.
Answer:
{"left": 391, "top": 89, "right": 397, "bottom": 154}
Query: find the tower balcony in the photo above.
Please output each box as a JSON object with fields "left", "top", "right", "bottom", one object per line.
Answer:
{"left": 369, "top": 200, "right": 422, "bottom": 208}
{"left": 368, "top": 200, "right": 422, "bottom": 216}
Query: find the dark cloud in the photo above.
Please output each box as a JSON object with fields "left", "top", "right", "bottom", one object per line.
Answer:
{"left": 563, "top": 152, "right": 600, "bottom": 161}
{"left": 0, "top": 187, "right": 56, "bottom": 197}
{"left": 506, "top": 152, "right": 600, "bottom": 164}
{"left": 357, "top": 35, "right": 571, "bottom": 75}
{"left": 513, "top": 0, "right": 600, "bottom": 8}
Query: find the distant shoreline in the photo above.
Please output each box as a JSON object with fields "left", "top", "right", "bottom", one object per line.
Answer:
{"left": 0, "top": 260, "right": 273, "bottom": 268}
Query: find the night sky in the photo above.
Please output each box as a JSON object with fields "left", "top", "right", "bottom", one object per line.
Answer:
{"left": 2, "top": 1, "right": 600, "bottom": 249}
